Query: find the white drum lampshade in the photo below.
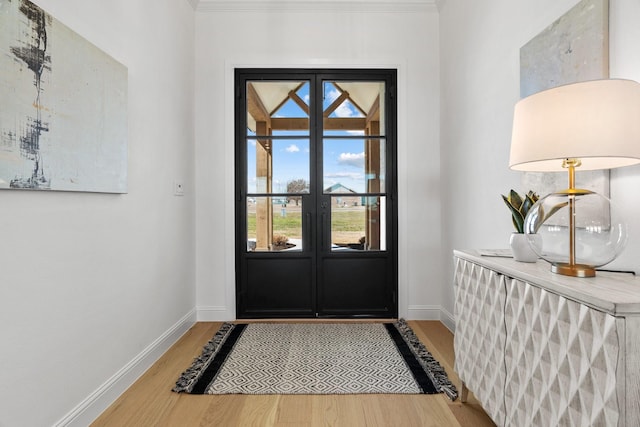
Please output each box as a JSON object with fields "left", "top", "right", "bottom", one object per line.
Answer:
{"left": 509, "top": 79, "right": 640, "bottom": 277}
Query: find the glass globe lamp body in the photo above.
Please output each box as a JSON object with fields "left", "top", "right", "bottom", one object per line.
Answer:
{"left": 523, "top": 191, "right": 627, "bottom": 268}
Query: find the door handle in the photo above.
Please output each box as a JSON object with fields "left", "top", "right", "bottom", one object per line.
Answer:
{"left": 321, "top": 213, "right": 327, "bottom": 251}
{"left": 306, "top": 212, "right": 311, "bottom": 250}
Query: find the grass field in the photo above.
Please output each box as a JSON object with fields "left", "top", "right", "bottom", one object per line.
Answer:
{"left": 247, "top": 205, "right": 366, "bottom": 244}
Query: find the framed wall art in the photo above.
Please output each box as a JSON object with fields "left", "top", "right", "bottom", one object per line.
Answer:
{"left": 519, "top": 0, "right": 609, "bottom": 196}
{"left": 0, "top": 0, "right": 128, "bottom": 193}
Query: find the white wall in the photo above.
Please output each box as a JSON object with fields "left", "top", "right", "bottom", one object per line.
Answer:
{"left": 0, "top": 1, "right": 196, "bottom": 426}
{"left": 193, "top": 2, "right": 443, "bottom": 321}
{"left": 7, "top": 0, "right": 638, "bottom": 424}
{"left": 439, "top": 0, "right": 640, "bottom": 319}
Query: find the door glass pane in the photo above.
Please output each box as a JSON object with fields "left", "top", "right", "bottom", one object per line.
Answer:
{"left": 322, "top": 81, "right": 385, "bottom": 136}
{"left": 331, "top": 196, "right": 386, "bottom": 251}
{"left": 247, "top": 196, "right": 303, "bottom": 252}
{"left": 245, "top": 80, "right": 310, "bottom": 253}
{"left": 247, "top": 81, "right": 309, "bottom": 136}
{"left": 321, "top": 80, "right": 388, "bottom": 254}
{"left": 247, "top": 138, "right": 310, "bottom": 194}
{"left": 323, "top": 138, "right": 385, "bottom": 194}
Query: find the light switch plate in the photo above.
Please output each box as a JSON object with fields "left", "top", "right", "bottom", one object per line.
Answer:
{"left": 174, "top": 181, "right": 184, "bottom": 196}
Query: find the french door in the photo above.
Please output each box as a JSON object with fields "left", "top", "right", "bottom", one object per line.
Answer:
{"left": 235, "top": 68, "right": 397, "bottom": 318}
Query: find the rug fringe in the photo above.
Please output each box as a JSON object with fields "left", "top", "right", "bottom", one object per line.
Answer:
{"left": 172, "top": 322, "right": 235, "bottom": 393}
{"left": 393, "top": 319, "right": 458, "bottom": 401}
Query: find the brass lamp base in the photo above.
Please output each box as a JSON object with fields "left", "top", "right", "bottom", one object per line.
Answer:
{"left": 551, "top": 263, "right": 596, "bottom": 278}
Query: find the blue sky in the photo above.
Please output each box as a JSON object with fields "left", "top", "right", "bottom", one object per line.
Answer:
{"left": 247, "top": 82, "right": 379, "bottom": 194}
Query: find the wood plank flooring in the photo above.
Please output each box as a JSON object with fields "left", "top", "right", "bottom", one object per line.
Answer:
{"left": 92, "top": 320, "right": 495, "bottom": 427}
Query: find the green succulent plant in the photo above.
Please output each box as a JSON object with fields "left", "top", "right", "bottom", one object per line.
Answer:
{"left": 502, "top": 189, "right": 539, "bottom": 233}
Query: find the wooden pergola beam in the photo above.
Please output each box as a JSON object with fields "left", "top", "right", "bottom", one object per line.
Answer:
{"left": 333, "top": 82, "right": 367, "bottom": 116}
{"left": 323, "top": 90, "right": 350, "bottom": 118}
{"left": 269, "top": 82, "right": 307, "bottom": 116}
{"left": 270, "top": 117, "right": 367, "bottom": 131}
{"left": 288, "top": 90, "right": 309, "bottom": 115}
{"left": 247, "top": 83, "right": 271, "bottom": 124}
{"left": 366, "top": 94, "right": 380, "bottom": 123}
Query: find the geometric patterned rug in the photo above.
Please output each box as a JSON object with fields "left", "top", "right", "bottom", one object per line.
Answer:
{"left": 172, "top": 319, "right": 457, "bottom": 399}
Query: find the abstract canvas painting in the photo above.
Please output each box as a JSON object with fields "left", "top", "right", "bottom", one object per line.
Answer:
{"left": 0, "top": 0, "right": 127, "bottom": 193}
{"left": 520, "top": 0, "right": 608, "bottom": 98}
{"left": 519, "top": 0, "right": 609, "bottom": 196}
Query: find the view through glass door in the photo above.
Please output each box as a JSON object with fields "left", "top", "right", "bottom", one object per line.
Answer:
{"left": 235, "top": 69, "right": 397, "bottom": 318}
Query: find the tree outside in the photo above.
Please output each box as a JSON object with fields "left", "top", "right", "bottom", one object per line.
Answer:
{"left": 286, "top": 179, "right": 308, "bottom": 206}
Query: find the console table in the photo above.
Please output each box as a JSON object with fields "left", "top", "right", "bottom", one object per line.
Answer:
{"left": 453, "top": 249, "right": 640, "bottom": 427}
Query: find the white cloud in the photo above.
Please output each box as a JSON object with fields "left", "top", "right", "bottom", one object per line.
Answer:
{"left": 326, "top": 88, "right": 356, "bottom": 118}
{"left": 326, "top": 171, "right": 363, "bottom": 180}
{"left": 338, "top": 152, "right": 365, "bottom": 168}
{"left": 326, "top": 88, "right": 340, "bottom": 104}
{"left": 285, "top": 144, "right": 300, "bottom": 153}
{"left": 334, "top": 102, "right": 355, "bottom": 118}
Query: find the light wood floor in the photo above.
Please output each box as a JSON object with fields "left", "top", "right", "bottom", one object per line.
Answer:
{"left": 92, "top": 320, "right": 495, "bottom": 427}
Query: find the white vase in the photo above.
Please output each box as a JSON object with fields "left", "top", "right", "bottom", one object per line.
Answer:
{"left": 509, "top": 233, "right": 541, "bottom": 263}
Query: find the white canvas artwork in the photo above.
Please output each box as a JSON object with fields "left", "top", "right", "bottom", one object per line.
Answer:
{"left": 520, "top": 0, "right": 608, "bottom": 98}
{"left": 0, "top": 0, "right": 127, "bottom": 193}
{"left": 519, "top": 0, "right": 609, "bottom": 196}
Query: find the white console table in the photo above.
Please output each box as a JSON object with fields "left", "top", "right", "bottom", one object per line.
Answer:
{"left": 453, "top": 249, "right": 640, "bottom": 427}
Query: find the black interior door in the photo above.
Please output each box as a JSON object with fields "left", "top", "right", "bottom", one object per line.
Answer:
{"left": 235, "top": 68, "right": 397, "bottom": 318}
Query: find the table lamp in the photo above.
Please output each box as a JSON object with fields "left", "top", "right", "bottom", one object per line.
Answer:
{"left": 509, "top": 79, "right": 640, "bottom": 277}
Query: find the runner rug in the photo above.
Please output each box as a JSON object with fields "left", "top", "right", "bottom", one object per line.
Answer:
{"left": 172, "top": 319, "right": 457, "bottom": 399}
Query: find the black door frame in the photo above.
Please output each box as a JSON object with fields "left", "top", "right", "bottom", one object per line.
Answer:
{"left": 234, "top": 68, "right": 398, "bottom": 318}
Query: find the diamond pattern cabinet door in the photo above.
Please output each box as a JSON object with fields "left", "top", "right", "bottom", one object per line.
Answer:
{"left": 504, "top": 277, "right": 620, "bottom": 427}
{"left": 623, "top": 316, "right": 640, "bottom": 426}
{"left": 454, "top": 258, "right": 507, "bottom": 426}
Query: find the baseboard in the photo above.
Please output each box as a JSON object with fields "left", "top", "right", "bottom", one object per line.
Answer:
{"left": 439, "top": 307, "right": 455, "bottom": 333}
{"left": 406, "top": 305, "right": 455, "bottom": 333}
{"left": 406, "top": 305, "right": 442, "bottom": 320}
{"left": 53, "top": 308, "right": 197, "bottom": 427}
{"left": 196, "top": 305, "right": 233, "bottom": 321}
